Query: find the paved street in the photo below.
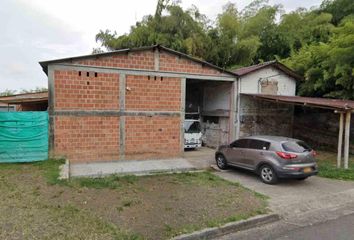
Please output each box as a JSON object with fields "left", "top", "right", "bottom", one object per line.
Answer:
{"left": 214, "top": 169, "right": 354, "bottom": 221}
{"left": 275, "top": 213, "right": 354, "bottom": 240}
{"left": 218, "top": 212, "right": 354, "bottom": 240}
{"left": 185, "top": 148, "right": 354, "bottom": 240}
{"left": 213, "top": 167, "right": 354, "bottom": 240}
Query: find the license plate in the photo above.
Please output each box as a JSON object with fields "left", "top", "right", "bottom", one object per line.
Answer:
{"left": 303, "top": 167, "right": 312, "bottom": 173}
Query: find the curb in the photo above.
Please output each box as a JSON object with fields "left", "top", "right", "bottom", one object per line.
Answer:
{"left": 171, "top": 213, "right": 280, "bottom": 240}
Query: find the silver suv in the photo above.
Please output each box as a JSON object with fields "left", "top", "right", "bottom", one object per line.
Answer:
{"left": 215, "top": 136, "right": 318, "bottom": 184}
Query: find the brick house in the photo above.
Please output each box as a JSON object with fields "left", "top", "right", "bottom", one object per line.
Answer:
{"left": 40, "top": 46, "right": 301, "bottom": 165}
{"left": 40, "top": 45, "right": 239, "bottom": 163}
{"left": 0, "top": 91, "right": 48, "bottom": 111}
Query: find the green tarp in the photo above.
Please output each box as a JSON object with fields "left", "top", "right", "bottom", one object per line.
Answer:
{"left": 0, "top": 111, "right": 48, "bottom": 163}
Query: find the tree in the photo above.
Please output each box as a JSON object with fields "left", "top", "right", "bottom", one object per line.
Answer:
{"left": 94, "top": 0, "right": 354, "bottom": 99}
{"left": 95, "top": 2, "right": 210, "bottom": 60}
{"left": 320, "top": 0, "right": 354, "bottom": 25}
{"left": 283, "top": 15, "right": 354, "bottom": 99}
{"left": 0, "top": 89, "right": 17, "bottom": 96}
{"left": 20, "top": 87, "right": 48, "bottom": 94}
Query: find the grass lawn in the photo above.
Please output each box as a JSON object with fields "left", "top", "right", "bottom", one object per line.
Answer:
{"left": 316, "top": 151, "right": 354, "bottom": 181}
{"left": 0, "top": 160, "right": 268, "bottom": 240}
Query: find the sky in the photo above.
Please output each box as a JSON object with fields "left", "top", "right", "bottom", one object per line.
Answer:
{"left": 0, "top": 0, "right": 323, "bottom": 92}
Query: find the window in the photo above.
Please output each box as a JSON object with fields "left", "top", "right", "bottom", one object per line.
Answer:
{"left": 249, "top": 139, "right": 270, "bottom": 150}
{"left": 231, "top": 139, "right": 249, "bottom": 148}
{"left": 184, "top": 121, "right": 201, "bottom": 133}
{"left": 282, "top": 141, "right": 312, "bottom": 153}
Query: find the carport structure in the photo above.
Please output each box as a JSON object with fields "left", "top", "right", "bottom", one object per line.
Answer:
{"left": 243, "top": 94, "right": 354, "bottom": 169}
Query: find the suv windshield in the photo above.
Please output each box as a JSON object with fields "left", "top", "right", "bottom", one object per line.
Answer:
{"left": 282, "top": 141, "right": 312, "bottom": 153}
{"left": 184, "top": 121, "right": 201, "bottom": 133}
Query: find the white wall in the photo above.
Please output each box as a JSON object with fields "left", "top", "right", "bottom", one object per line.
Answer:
{"left": 203, "top": 83, "right": 231, "bottom": 111}
{"left": 239, "top": 66, "right": 296, "bottom": 96}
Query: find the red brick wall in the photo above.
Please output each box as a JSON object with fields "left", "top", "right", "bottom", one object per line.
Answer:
{"left": 54, "top": 116, "right": 119, "bottom": 162}
{"left": 125, "top": 75, "right": 181, "bottom": 111}
{"left": 125, "top": 116, "right": 180, "bottom": 160}
{"left": 159, "top": 51, "right": 221, "bottom": 75}
{"left": 53, "top": 48, "right": 231, "bottom": 163}
{"left": 54, "top": 70, "right": 119, "bottom": 110}
{"left": 74, "top": 51, "right": 155, "bottom": 70}
{"left": 71, "top": 49, "right": 223, "bottom": 76}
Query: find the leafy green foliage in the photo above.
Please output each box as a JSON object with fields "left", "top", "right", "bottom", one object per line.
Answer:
{"left": 284, "top": 15, "right": 354, "bottom": 98}
{"left": 0, "top": 87, "right": 48, "bottom": 96}
{"left": 320, "top": 0, "right": 354, "bottom": 25}
{"left": 0, "top": 89, "right": 17, "bottom": 96}
{"left": 95, "top": 0, "right": 354, "bottom": 99}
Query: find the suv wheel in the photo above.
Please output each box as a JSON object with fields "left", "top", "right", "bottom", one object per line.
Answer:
{"left": 259, "top": 164, "right": 278, "bottom": 184}
{"left": 216, "top": 154, "right": 228, "bottom": 170}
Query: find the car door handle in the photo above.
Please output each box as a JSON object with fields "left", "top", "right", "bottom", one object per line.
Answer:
{"left": 260, "top": 152, "right": 264, "bottom": 156}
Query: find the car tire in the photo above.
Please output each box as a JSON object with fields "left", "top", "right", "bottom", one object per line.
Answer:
{"left": 297, "top": 177, "right": 308, "bottom": 181}
{"left": 215, "top": 154, "right": 228, "bottom": 170}
{"left": 259, "top": 164, "right": 278, "bottom": 184}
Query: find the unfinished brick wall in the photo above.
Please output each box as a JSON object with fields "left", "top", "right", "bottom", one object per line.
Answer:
{"left": 53, "top": 69, "right": 120, "bottom": 162}
{"left": 125, "top": 74, "right": 181, "bottom": 159}
{"left": 54, "top": 70, "right": 119, "bottom": 110}
{"left": 125, "top": 116, "right": 180, "bottom": 160}
{"left": 73, "top": 51, "right": 155, "bottom": 70}
{"left": 239, "top": 96, "right": 293, "bottom": 138}
{"left": 54, "top": 116, "right": 120, "bottom": 162}
{"left": 51, "top": 48, "right": 230, "bottom": 163}
{"left": 125, "top": 75, "right": 181, "bottom": 111}
{"left": 159, "top": 52, "right": 222, "bottom": 75}
{"left": 71, "top": 49, "right": 224, "bottom": 76}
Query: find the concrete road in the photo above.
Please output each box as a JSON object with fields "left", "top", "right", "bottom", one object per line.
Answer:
{"left": 213, "top": 167, "right": 354, "bottom": 239}
{"left": 185, "top": 148, "right": 354, "bottom": 239}
{"left": 218, "top": 212, "right": 354, "bottom": 240}
{"left": 214, "top": 168, "right": 354, "bottom": 221}
{"left": 275, "top": 213, "right": 354, "bottom": 240}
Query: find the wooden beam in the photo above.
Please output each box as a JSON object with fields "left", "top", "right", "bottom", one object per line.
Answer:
{"left": 337, "top": 112, "right": 344, "bottom": 168}
{"left": 344, "top": 111, "right": 351, "bottom": 169}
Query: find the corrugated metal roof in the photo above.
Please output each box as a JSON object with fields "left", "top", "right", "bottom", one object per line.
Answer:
{"left": 232, "top": 61, "right": 303, "bottom": 81}
{"left": 242, "top": 93, "right": 354, "bottom": 111}
{"left": 0, "top": 91, "right": 48, "bottom": 104}
{"left": 39, "top": 45, "right": 238, "bottom": 77}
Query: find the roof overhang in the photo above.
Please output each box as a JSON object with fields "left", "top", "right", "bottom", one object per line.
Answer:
{"left": 0, "top": 92, "right": 48, "bottom": 105}
{"left": 233, "top": 61, "right": 303, "bottom": 81}
{"left": 242, "top": 93, "right": 354, "bottom": 111}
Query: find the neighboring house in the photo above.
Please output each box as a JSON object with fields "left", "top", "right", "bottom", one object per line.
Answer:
{"left": 0, "top": 92, "right": 48, "bottom": 111}
{"left": 39, "top": 45, "right": 299, "bottom": 163}
{"left": 0, "top": 102, "right": 15, "bottom": 112}
{"left": 232, "top": 60, "right": 302, "bottom": 139}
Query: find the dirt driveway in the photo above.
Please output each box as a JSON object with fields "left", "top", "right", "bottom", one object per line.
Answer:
{"left": 214, "top": 169, "right": 354, "bottom": 225}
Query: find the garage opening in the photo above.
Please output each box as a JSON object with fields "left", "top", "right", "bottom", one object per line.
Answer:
{"left": 185, "top": 79, "right": 233, "bottom": 149}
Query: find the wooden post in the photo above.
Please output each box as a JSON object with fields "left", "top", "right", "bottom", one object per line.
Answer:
{"left": 337, "top": 112, "right": 344, "bottom": 168}
{"left": 344, "top": 111, "right": 351, "bottom": 169}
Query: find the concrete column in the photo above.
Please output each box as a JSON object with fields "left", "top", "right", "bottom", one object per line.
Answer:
{"left": 180, "top": 78, "right": 186, "bottom": 154}
{"left": 119, "top": 74, "right": 126, "bottom": 160}
{"left": 344, "top": 111, "right": 351, "bottom": 169}
{"left": 230, "top": 80, "right": 238, "bottom": 141}
{"left": 47, "top": 65, "right": 55, "bottom": 158}
{"left": 235, "top": 78, "right": 241, "bottom": 139}
{"left": 337, "top": 112, "right": 344, "bottom": 168}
